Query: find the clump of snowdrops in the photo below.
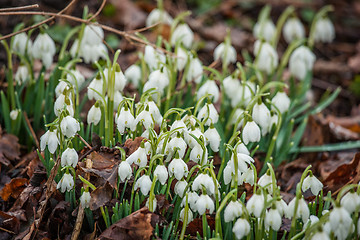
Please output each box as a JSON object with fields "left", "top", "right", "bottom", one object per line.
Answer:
{"left": 1, "top": 3, "right": 359, "bottom": 240}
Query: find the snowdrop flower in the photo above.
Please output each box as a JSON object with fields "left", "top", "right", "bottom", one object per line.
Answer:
{"left": 125, "top": 65, "right": 141, "bottom": 88}
{"left": 165, "top": 134, "right": 187, "bottom": 160}
{"left": 168, "top": 157, "right": 188, "bottom": 180}
{"left": 286, "top": 196, "right": 309, "bottom": 223}
{"left": 236, "top": 142, "right": 250, "bottom": 155}
{"left": 186, "top": 56, "right": 203, "bottom": 83}
{"left": 197, "top": 80, "right": 220, "bottom": 103}
{"left": 175, "top": 180, "right": 188, "bottom": 198}
{"left": 135, "top": 175, "right": 152, "bottom": 196}
{"left": 223, "top": 163, "right": 242, "bottom": 185}
{"left": 61, "top": 147, "right": 78, "bottom": 167}
{"left": 265, "top": 208, "right": 282, "bottom": 231}
{"left": 304, "top": 215, "right": 319, "bottom": 228}
{"left": 170, "top": 119, "right": 187, "bottom": 135}
{"left": 87, "top": 103, "right": 101, "bottom": 125}
{"left": 272, "top": 91, "right": 290, "bottom": 113}
{"left": 246, "top": 192, "right": 265, "bottom": 218}
{"left": 88, "top": 75, "right": 104, "bottom": 101}
{"left": 230, "top": 153, "right": 254, "bottom": 173}
{"left": 289, "top": 46, "right": 316, "bottom": 80}
{"left": 275, "top": 198, "right": 288, "bottom": 217}
{"left": 329, "top": 206, "right": 353, "bottom": 240}
{"left": 283, "top": 18, "right": 305, "bottom": 43}
{"left": 134, "top": 107, "right": 154, "bottom": 130}
{"left": 80, "top": 190, "right": 91, "bottom": 208}
{"left": 230, "top": 83, "right": 253, "bottom": 107}
{"left": 175, "top": 47, "right": 188, "bottom": 71}
{"left": 253, "top": 19, "right": 276, "bottom": 42}
{"left": 214, "top": 42, "right": 237, "bottom": 65}
{"left": 117, "top": 106, "right": 135, "bottom": 134}
{"left": 14, "top": 65, "right": 29, "bottom": 85}
{"left": 223, "top": 75, "right": 240, "bottom": 98}
{"left": 154, "top": 165, "right": 168, "bottom": 185}
{"left": 147, "top": 101, "right": 163, "bottom": 125}
{"left": 40, "top": 129, "right": 59, "bottom": 154}
{"left": 103, "top": 67, "right": 127, "bottom": 92}
{"left": 55, "top": 81, "right": 70, "bottom": 98}
{"left": 32, "top": 33, "right": 56, "bottom": 69}
{"left": 146, "top": 8, "right": 173, "bottom": 27}
{"left": 185, "top": 128, "right": 205, "bottom": 148}
{"left": 180, "top": 208, "right": 193, "bottom": 225}
{"left": 118, "top": 161, "right": 132, "bottom": 182}
{"left": 144, "top": 45, "right": 166, "bottom": 71}
{"left": 313, "top": 17, "right": 335, "bottom": 43}
{"left": 10, "top": 109, "right": 20, "bottom": 120}
{"left": 57, "top": 173, "right": 74, "bottom": 193}
{"left": 171, "top": 23, "right": 194, "bottom": 48}
{"left": 182, "top": 191, "right": 199, "bottom": 211}
{"left": 302, "top": 174, "right": 323, "bottom": 195}
{"left": 252, "top": 102, "right": 271, "bottom": 136}
{"left": 224, "top": 200, "right": 243, "bottom": 222}
{"left": 340, "top": 191, "right": 360, "bottom": 214}
{"left": 204, "top": 125, "right": 220, "bottom": 152}
{"left": 310, "top": 231, "right": 330, "bottom": 240}
{"left": 145, "top": 197, "right": 157, "bottom": 211}
{"left": 197, "top": 102, "right": 219, "bottom": 126}
{"left": 192, "top": 173, "right": 215, "bottom": 196}
{"left": 254, "top": 40, "right": 278, "bottom": 74}
{"left": 190, "top": 144, "right": 208, "bottom": 165}
{"left": 196, "top": 194, "right": 214, "bottom": 215}
{"left": 242, "top": 168, "right": 255, "bottom": 185}
{"left": 242, "top": 121, "right": 261, "bottom": 144}
{"left": 258, "top": 171, "right": 275, "bottom": 194}
{"left": 83, "top": 24, "right": 104, "bottom": 45}
{"left": 66, "top": 69, "right": 85, "bottom": 89}
{"left": 113, "top": 91, "right": 124, "bottom": 111}
{"left": 126, "top": 142, "right": 148, "bottom": 168}
{"left": 232, "top": 218, "right": 250, "bottom": 239}
{"left": 60, "top": 116, "right": 80, "bottom": 138}
{"left": 12, "top": 32, "right": 32, "bottom": 56}
{"left": 54, "top": 93, "right": 74, "bottom": 117}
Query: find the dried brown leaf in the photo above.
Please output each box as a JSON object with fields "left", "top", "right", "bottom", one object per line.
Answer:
{"left": 0, "top": 178, "right": 28, "bottom": 201}
{"left": 90, "top": 182, "right": 113, "bottom": 211}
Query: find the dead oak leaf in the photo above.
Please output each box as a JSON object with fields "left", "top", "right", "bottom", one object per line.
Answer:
{"left": 0, "top": 178, "right": 29, "bottom": 201}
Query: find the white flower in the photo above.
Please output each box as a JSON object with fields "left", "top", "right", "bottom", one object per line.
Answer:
{"left": 147, "top": 101, "right": 163, "bottom": 125}
{"left": 230, "top": 153, "right": 254, "bottom": 173}
{"left": 302, "top": 174, "right": 323, "bottom": 195}
{"left": 87, "top": 104, "right": 101, "bottom": 125}
{"left": 171, "top": 24, "right": 194, "bottom": 48}
{"left": 103, "top": 68, "right": 127, "bottom": 92}
{"left": 242, "top": 168, "right": 255, "bottom": 185}
{"left": 10, "top": 109, "right": 20, "bottom": 120}
{"left": 125, "top": 65, "right": 141, "bottom": 88}
{"left": 283, "top": 18, "right": 305, "bottom": 43}
{"left": 181, "top": 191, "right": 199, "bottom": 211}
{"left": 154, "top": 165, "right": 168, "bottom": 185}
{"left": 265, "top": 208, "right": 282, "bottom": 231}
{"left": 204, "top": 126, "right": 220, "bottom": 152}
{"left": 12, "top": 32, "right": 32, "bottom": 56}
{"left": 272, "top": 91, "right": 290, "bottom": 113}
{"left": 197, "top": 80, "right": 220, "bottom": 103}
{"left": 185, "top": 128, "right": 204, "bottom": 148}
{"left": 232, "top": 218, "right": 250, "bottom": 239}
{"left": 32, "top": 33, "right": 56, "bottom": 69}
{"left": 289, "top": 46, "right": 316, "bottom": 80}
{"left": 175, "top": 47, "right": 188, "bottom": 71}
{"left": 242, "top": 121, "right": 261, "bottom": 144}
{"left": 197, "top": 103, "right": 219, "bottom": 126}
{"left": 57, "top": 173, "right": 74, "bottom": 193}
{"left": 88, "top": 76, "right": 104, "bottom": 101}
{"left": 135, "top": 175, "right": 152, "bottom": 196}
{"left": 134, "top": 108, "right": 154, "bottom": 130}
{"left": 313, "top": 18, "right": 335, "bottom": 43}
{"left": 275, "top": 198, "right": 288, "bottom": 217}
{"left": 236, "top": 143, "right": 250, "bottom": 155}
{"left": 60, "top": 116, "right": 80, "bottom": 138}
{"left": 258, "top": 172, "right": 275, "bottom": 194}
{"left": 117, "top": 107, "right": 135, "bottom": 134}
{"left": 113, "top": 91, "right": 123, "bottom": 111}
{"left": 223, "top": 75, "right": 240, "bottom": 98}
{"left": 230, "top": 83, "right": 253, "bottom": 107}
{"left": 165, "top": 135, "right": 187, "bottom": 160}
{"left": 66, "top": 69, "right": 85, "bottom": 89}
{"left": 190, "top": 144, "right": 208, "bottom": 165}
{"left": 40, "top": 129, "right": 59, "bottom": 154}
{"left": 14, "top": 65, "right": 29, "bottom": 85}
{"left": 175, "top": 180, "right": 188, "bottom": 198}
{"left": 168, "top": 157, "right": 188, "bottom": 180}
{"left": 254, "top": 40, "right": 278, "bottom": 74}
{"left": 195, "top": 194, "right": 214, "bottom": 215}
{"left": 126, "top": 143, "right": 148, "bottom": 168}
{"left": 224, "top": 200, "right": 243, "bottom": 222}
{"left": 146, "top": 8, "right": 173, "bottom": 27}
{"left": 144, "top": 45, "right": 166, "bottom": 71}
{"left": 286, "top": 197, "right": 309, "bottom": 223}
{"left": 80, "top": 191, "right": 91, "bottom": 208}
{"left": 118, "top": 161, "right": 132, "bottom": 182}
{"left": 54, "top": 93, "right": 74, "bottom": 117}
{"left": 223, "top": 163, "right": 243, "bottom": 185}
{"left": 213, "top": 42, "right": 237, "bottom": 66}
{"left": 83, "top": 24, "right": 104, "bottom": 45}
{"left": 186, "top": 56, "right": 203, "bottom": 83}
{"left": 180, "top": 208, "right": 193, "bottom": 225}
{"left": 253, "top": 19, "right": 276, "bottom": 42}
{"left": 340, "top": 191, "right": 360, "bottom": 214}
{"left": 61, "top": 148, "right": 78, "bottom": 167}
{"left": 252, "top": 102, "right": 271, "bottom": 136}
{"left": 329, "top": 206, "right": 353, "bottom": 240}
{"left": 192, "top": 173, "right": 215, "bottom": 196}
{"left": 170, "top": 119, "right": 187, "bottom": 135}
{"left": 304, "top": 215, "right": 319, "bottom": 228}
{"left": 246, "top": 193, "right": 265, "bottom": 218}
{"left": 145, "top": 197, "right": 157, "bottom": 212}
{"left": 55, "top": 81, "right": 69, "bottom": 98}
{"left": 310, "top": 231, "right": 330, "bottom": 240}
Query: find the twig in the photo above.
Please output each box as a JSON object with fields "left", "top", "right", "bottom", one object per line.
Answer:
{"left": 71, "top": 205, "right": 85, "bottom": 240}
{"left": 87, "top": 0, "right": 106, "bottom": 23}
{"left": 23, "top": 112, "right": 40, "bottom": 149}
{"left": 77, "top": 133, "right": 92, "bottom": 149}
{"left": 0, "top": 4, "right": 39, "bottom": 12}
{"left": 0, "top": 226, "right": 15, "bottom": 234}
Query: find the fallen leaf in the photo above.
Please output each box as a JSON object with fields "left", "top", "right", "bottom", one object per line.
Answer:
{"left": 0, "top": 210, "right": 20, "bottom": 234}
{"left": 90, "top": 182, "right": 113, "bottom": 211}
{"left": 183, "top": 215, "right": 215, "bottom": 236}
{"left": 46, "top": 201, "right": 73, "bottom": 239}
{"left": 98, "top": 207, "right": 165, "bottom": 240}
{"left": 0, "top": 133, "right": 20, "bottom": 166}
{"left": 0, "top": 178, "right": 29, "bottom": 201}
{"left": 124, "top": 137, "right": 145, "bottom": 156}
